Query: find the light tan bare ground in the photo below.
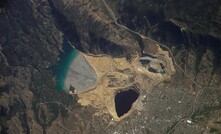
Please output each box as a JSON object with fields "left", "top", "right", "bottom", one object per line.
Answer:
{"left": 74, "top": 44, "right": 175, "bottom": 121}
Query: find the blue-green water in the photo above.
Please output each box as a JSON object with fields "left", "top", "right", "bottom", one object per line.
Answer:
{"left": 52, "top": 37, "right": 78, "bottom": 91}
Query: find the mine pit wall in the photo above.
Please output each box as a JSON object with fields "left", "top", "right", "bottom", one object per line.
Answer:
{"left": 47, "top": 0, "right": 176, "bottom": 122}
{"left": 112, "top": 87, "right": 141, "bottom": 121}
{"left": 114, "top": 87, "right": 140, "bottom": 115}
{"left": 75, "top": 43, "right": 176, "bottom": 121}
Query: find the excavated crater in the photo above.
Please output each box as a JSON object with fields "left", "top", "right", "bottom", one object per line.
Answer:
{"left": 66, "top": 43, "right": 175, "bottom": 121}
{"left": 115, "top": 88, "right": 140, "bottom": 117}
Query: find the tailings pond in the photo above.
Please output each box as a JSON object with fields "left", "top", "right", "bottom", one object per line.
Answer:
{"left": 52, "top": 37, "right": 97, "bottom": 93}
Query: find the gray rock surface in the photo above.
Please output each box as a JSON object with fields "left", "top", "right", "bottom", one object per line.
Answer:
{"left": 64, "top": 52, "right": 97, "bottom": 93}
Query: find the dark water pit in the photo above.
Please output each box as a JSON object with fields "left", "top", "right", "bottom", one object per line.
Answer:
{"left": 115, "top": 89, "right": 140, "bottom": 117}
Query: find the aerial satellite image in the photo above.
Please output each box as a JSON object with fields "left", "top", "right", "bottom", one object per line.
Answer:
{"left": 0, "top": 0, "right": 221, "bottom": 133}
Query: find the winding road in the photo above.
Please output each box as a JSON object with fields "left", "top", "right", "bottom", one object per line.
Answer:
{"left": 99, "top": 0, "right": 220, "bottom": 133}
